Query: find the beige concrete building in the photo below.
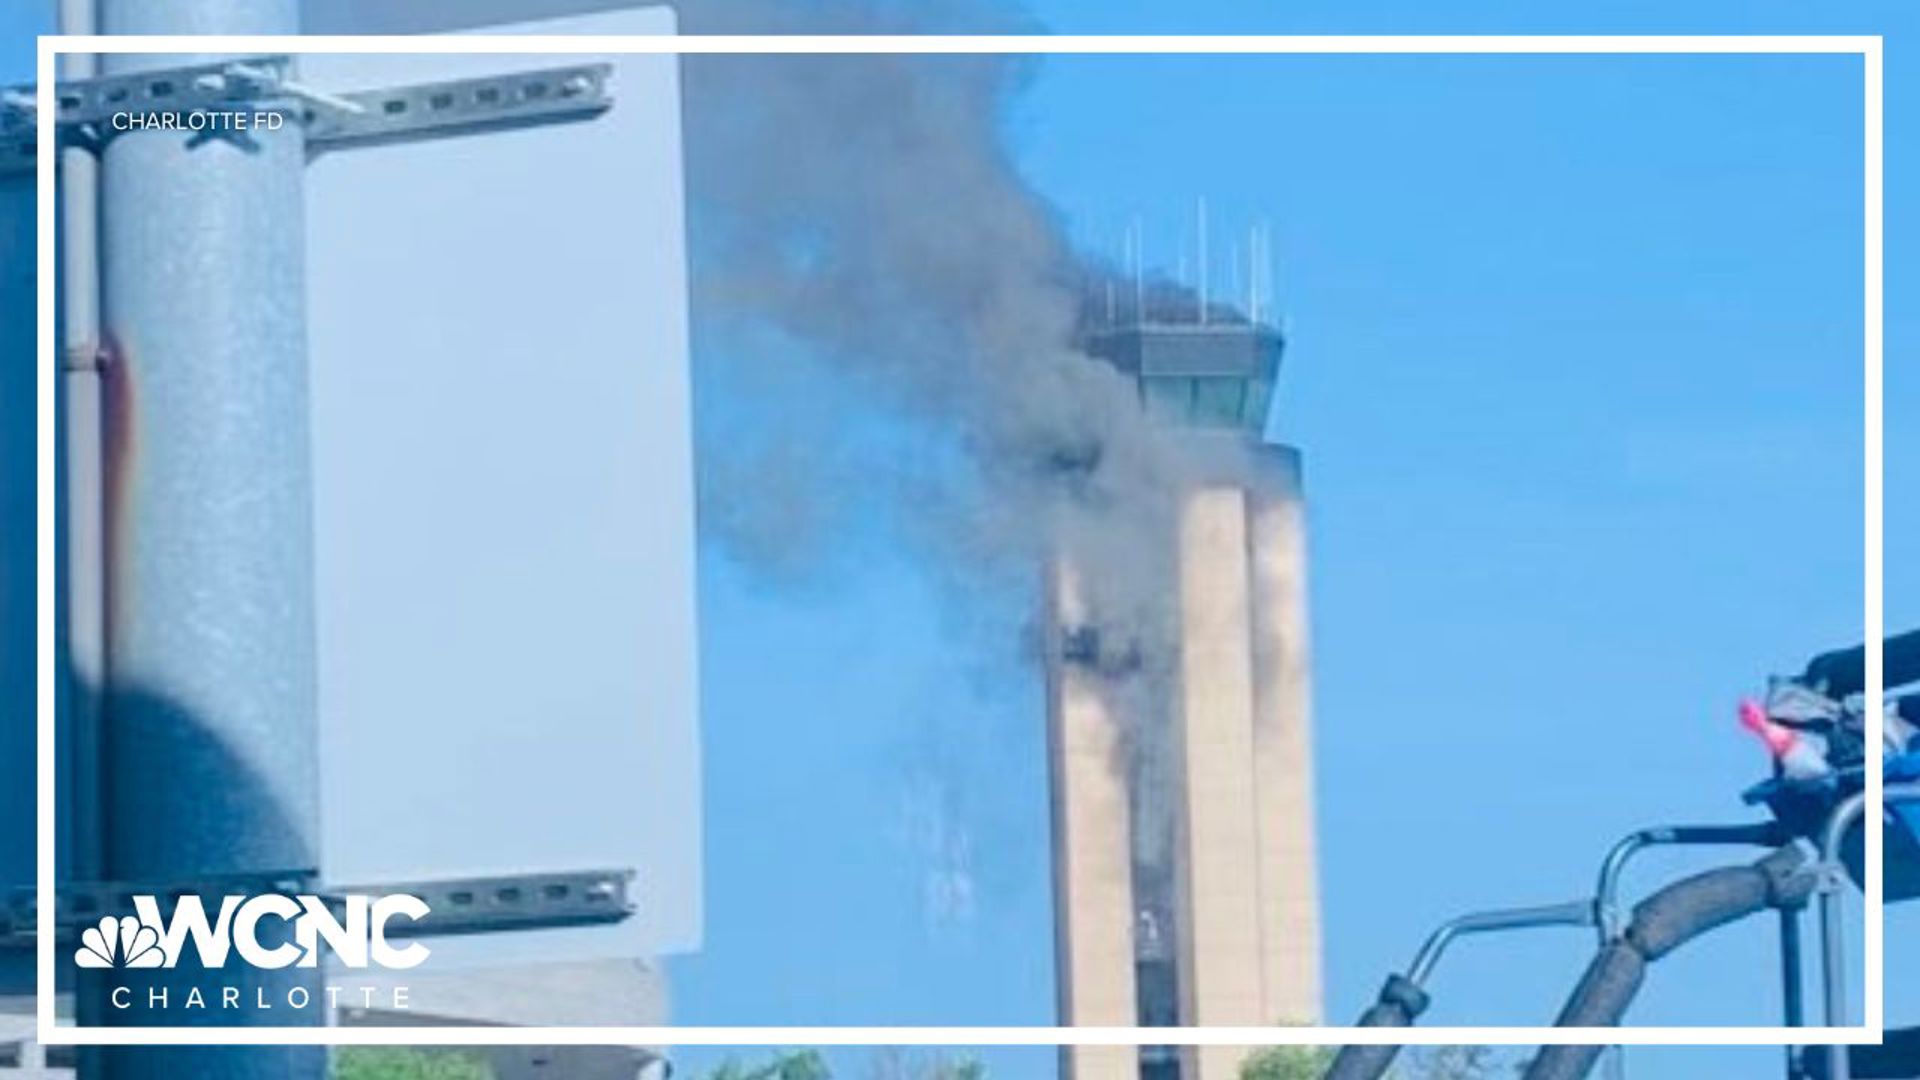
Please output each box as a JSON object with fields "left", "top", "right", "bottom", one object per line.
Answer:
{"left": 1046, "top": 558, "right": 1147, "bottom": 1080}
{"left": 1048, "top": 320, "right": 1321, "bottom": 1080}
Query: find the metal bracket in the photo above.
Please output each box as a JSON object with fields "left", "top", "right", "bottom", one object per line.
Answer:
{"left": 2, "top": 867, "right": 314, "bottom": 947}
{"left": 0, "top": 56, "right": 613, "bottom": 177}
{"left": 62, "top": 343, "right": 104, "bottom": 373}
{"left": 320, "top": 868, "right": 636, "bottom": 939}
{"left": 1, "top": 867, "right": 635, "bottom": 948}
{"left": 50, "top": 55, "right": 297, "bottom": 140}
{"left": 303, "top": 63, "right": 612, "bottom": 156}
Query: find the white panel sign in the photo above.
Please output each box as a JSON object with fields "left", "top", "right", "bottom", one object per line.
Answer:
{"left": 303, "top": 6, "right": 701, "bottom": 986}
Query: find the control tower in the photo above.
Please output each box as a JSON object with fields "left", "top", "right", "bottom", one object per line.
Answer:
{"left": 1047, "top": 310, "right": 1321, "bottom": 1080}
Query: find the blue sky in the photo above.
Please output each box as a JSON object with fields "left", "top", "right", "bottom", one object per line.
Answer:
{"left": 672, "top": 29, "right": 1897, "bottom": 1080}
{"left": 4, "top": 3, "right": 1915, "bottom": 1079}
{"left": 1015, "top": 46, "right": 1872, "bottom": 1017}
{"left": 670, "top": 9, "right": 1911, "bottom": 1080}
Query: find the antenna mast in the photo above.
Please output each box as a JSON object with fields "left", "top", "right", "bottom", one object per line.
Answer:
{"left": 1197, "top": 196, "right": 1209, "bottom": 324}
{"left": 1131, "top": 217, "right": 1145, "bottom": 322}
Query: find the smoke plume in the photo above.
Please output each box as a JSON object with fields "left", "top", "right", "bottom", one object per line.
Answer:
{"left": 678, "top": 2, "right": 1267, "bottom": 916}
{"left": 683, "top": 6, "right": 1215, "bottom": 627}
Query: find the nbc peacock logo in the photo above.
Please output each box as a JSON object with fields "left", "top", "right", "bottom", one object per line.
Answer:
{"left": 75, "top": 915, "right": 168, "bottom": 969}
{"left": 66, "top": 893, "right": 426, "bottom": 1014}
{"left": 68, "top": 893, "right": 430, "bottom": 972}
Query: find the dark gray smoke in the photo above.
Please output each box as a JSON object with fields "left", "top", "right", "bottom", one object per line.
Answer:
{"left": 678, "top": 3, "right": 1269, "bottom": 912}
{"left": 682, "top": 28, "right": 1201, "bottom": 621}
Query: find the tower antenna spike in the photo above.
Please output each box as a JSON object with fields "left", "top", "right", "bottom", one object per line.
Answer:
{"left": 1247, "top": 223, "right": 1260, "bottom": 324}
{"left": 1263, "top": 219, "right": 1277, "bottom": 326}
{"left": 1253, "top": 220, "right": 1269, "bottom": 327}
{"left": 1228, "top": 236, "right": 1241, "bottom": 324}
{"left": 1265, "top": 222, "right": 1274, "bottom": 326}
{"left": 1197, "top": 196, "right": 1209, "bottom": 324}
{"left": 1131, "top": 216, "right": 1145, "bottom": 324}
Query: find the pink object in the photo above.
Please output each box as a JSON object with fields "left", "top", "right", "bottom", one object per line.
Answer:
{"left": 1739, "top": 698, "right": 1832, "bottom": 779}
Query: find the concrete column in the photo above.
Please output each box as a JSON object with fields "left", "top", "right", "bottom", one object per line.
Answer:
{"left": 1173, "top": 487, "right": 1266, "bottom": 1080}
{"left": 1045, "top": 557, "right": 1139, "bottom": 1080}
{"left": 1249, "top": 461, "right": 1323, "bottom": 1026}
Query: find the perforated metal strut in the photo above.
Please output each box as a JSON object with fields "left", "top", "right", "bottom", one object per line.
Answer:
{"left": 0, "top": 56, "right": 614, "bottom": 176}
{"left": 0, "top": 868, "right": 636, "bottom": 947}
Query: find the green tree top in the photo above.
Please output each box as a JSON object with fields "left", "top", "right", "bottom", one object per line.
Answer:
{"left": 705, "top": 1050, "right": 833, "bottom": 1080}
{"left": 1240, "top": 1046, "right": 1334, "bottom": 1080}
{"left": 1238, "top": 1044, "right": 1522, "bottom": 1080}
{"left": 333, "top": 1047, "right": 495, "bottom": 1080}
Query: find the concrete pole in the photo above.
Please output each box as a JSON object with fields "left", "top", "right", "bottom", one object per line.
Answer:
{"left": 1247, "top": 449, "right": 1323, "bottom": 1027}
{"left": 93, "top": 1, "right": 324, "bottom": 1076}
{"left": 1172, "top": 486, "right": 1266, "bottom": 1080}
{"left": 1044, "top": 557, "right": 1140, "bottom": 1080}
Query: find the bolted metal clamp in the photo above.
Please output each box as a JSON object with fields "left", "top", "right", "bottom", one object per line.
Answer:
{"left": 1, "top": 867, "right": 636, "bottom": 948}
{"left": 302, "top": 63, "right": 612, "bottom": 156}
{"left": 0, "top": 56, "right": 614, "bottom": 177}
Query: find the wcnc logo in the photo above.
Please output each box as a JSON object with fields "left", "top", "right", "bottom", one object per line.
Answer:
{"left": 73, "top": 893, "right": 430, "bottom": 971}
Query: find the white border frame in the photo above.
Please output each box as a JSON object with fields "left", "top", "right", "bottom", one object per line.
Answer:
{"left": 33, "top": 33, "right": 1884, "bottom": 1049}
